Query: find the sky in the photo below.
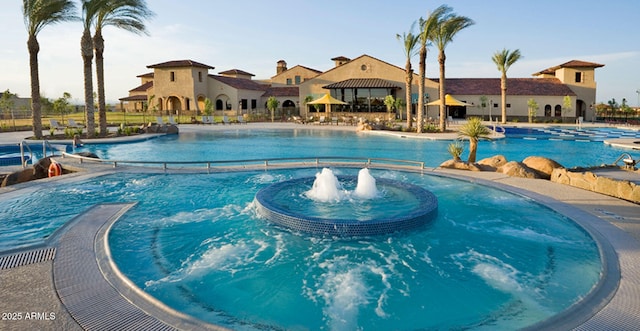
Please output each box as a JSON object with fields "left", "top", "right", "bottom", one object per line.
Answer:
{"left": 2, "top": 0, "right": 639, "bottom": 106}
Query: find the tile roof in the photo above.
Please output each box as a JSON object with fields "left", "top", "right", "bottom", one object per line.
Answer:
{"left": 147, "top": 60, "right": 214, "bottom": 69}
{"left": 532, "top": 60, "right": 604, "bottom": 76}
{"left": 210, "top": 75, "right": 268, "bottom": 91}
{"left": 323, "top": 78, "right": 403, "bottom": 89}
{"left": 129, "top": 81, "right": 153, "bottom": 92}
{"left": 136, "top": 72, "right": 154, "bottom": 78}
{"left": 263, "top": 86, "right": 299, "bottom": 97}
{"left": 438, "top": 78, "right": 576, "bottom": 96}
{"left": 218, "top": 69, "right": 255, "bottom": 76}
{"left": 119, "top": 95, "right": 147, "bottom": 101}
{"left": 331, "top": 56, "right": 351, "bottom": 61}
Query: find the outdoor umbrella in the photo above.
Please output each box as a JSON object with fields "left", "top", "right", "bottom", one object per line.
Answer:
{"left": 426, "top": 94, "right": 474, "bottom": 107}
{"left": 307, "top": 94, "right": 347, "bottom": 113}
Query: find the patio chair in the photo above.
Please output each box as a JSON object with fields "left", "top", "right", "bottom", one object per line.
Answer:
{"left": 201, "top": 115, "right": 211, "bottom": 124}
{"left": 331, "top": 117, "right": 338, "bottom": 125}
{"left": 237, "top": 115, "right": 247, "bottom": 124}
{"left": 222, "top": 116, "right": 231, "bottom": 125}
{"left": 168, "top": 116, "right": 178, "bottom": 125}
{"left": 67, "top": 119, "right": 83, "bottom": 129}
{"left": 49, "top": 119, "right": 65, "bottom": 131}
{"left": 318, "top": 116, "right": 326, "bottom": 125}
{"left": 156, "top": 116, "right": 165, "bottom": 125}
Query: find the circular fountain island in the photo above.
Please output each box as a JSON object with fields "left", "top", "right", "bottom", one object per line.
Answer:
{"left": 255, "top": 168, "right": 438, "bottom": 236}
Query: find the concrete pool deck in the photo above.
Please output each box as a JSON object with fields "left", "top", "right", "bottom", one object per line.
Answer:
{"left": 1, "top": 123, "right": 639, "bottom": 330}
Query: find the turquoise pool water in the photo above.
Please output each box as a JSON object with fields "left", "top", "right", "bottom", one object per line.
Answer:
{"left": 0, "top": 127, "right": 622, "bottom": 329}
{"left": 105, "top": 169, "right": 600, "bottom": 330}
{"left": 75, "top": 128, "right": 638, "bottom": 168}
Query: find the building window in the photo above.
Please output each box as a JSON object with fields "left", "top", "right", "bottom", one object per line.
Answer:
{"left": 286, "top": 78, "right": 292, "bottom": 85}
{"left": 506, "top": 103, "right": 511, "bottom": 108}
{"left": 575, "top": 72, "right": 582, "bottom": 83}
{"left": 544, "top": 104, "right": 551, "bottom": 116}
{"left": 198, "top": 71, "right": 202, "bottom": 82}
{"left": 251, "top": 99, "right": 257, "bottom": 109}
{"left": 554, "top": 105, "right": 562, "bottom": 117}
{"left": 295, "top": 75, "right": 301, "bottom": 85}
{"left": 493, "top": 103, "right": 498, "bottom": 108}
{"left": 170, "top": 71, "right": 175, "bottom": 82}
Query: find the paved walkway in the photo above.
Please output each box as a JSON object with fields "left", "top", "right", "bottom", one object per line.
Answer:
{"left": 1, "top": 123, "right": 640, "bottom": 330}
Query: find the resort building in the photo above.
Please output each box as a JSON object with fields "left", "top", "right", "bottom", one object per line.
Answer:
{"left": 119, "top": 56, "right": 603, "bottom": 123}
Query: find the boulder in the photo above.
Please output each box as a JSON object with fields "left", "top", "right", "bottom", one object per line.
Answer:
{"left": 1, "top": 169, "right": 34, "bottom": 187}
{"left": 439, "top": 159, "right": 482, "bottom": 171}
{"left": 498, "top": 161, "right": 540, "bottom": 179}
{"left": 33, "top": 157, "right": 53, "bottom": 179}
{"left": 522, "top": 156, "right": 563, "bottom": 179}
{"left": 477, "top": 155, "right": 507, "bottom": 171}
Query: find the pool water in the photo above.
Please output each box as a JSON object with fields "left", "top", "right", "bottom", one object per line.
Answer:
{"left": 75, "top": 128, "right": 639, "bottom": 168}
{"left": 101, "top": 169, "right": 600, "bottom": 331}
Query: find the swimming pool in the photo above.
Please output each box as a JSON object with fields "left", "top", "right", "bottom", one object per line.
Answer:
{"left": 4, "top": 168, "right": 596, "bottom": 330}
{"left": 0, "top": 126, "right": 629, "bottom": 329}
{"left": 70, "top": 127, "right": 639, "bottom": 169}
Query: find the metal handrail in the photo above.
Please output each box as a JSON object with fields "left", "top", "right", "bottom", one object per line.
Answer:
{"left": 60, "top": 153, "right": 426, "bottom": 172}
{"left": 19, "top": 141, "right": 34, "bottom": 169}
{"left": 613, "top": 153, "right": 637, "bottom": 168}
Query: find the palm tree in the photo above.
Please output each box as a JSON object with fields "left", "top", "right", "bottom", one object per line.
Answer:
{"left": 397, "top": 22, "right": 419, "bottom": 130}
{"left": 416, "top": 5, "right": 448, "bottom": 133}
{"left": 430, "top": 5, "right": 474, "bottom": 132}
{"left": 458, "top": 117, "right": 491, "bottom": 163}
{"left": 23, "top": 0, "right": 76, "bottom": 139}
{"left": 93, "top": 0, "right": 154, "bottom": 136}
{"left": 492, "top": 48, "right": 522, "bottom": 124}
{"left": 81, "top": 0, "right": 104, "bottom": 137}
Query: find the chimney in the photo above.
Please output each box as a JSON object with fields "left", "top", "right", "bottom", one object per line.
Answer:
{"left": 276, "top": 60, "right": 287, "bottom": 75}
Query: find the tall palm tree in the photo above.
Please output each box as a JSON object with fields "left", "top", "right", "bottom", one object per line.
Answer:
{"left": 492, "top": 48, "right": 522, "bottom": 124}
{"left": 430, "top": 5, "right": 474, "bottom": 132}
{"left": 23, "top": 0, "right": 76, "bottom": 139}
{"left": 458, "top": 117, "right": 491, "bottom": 163}
{"left": 416, "top": 5, "right": 448, "bottom": 133}
{"left": 396, "top": 22, "right": 419, "bottom": 130}
{"left": 94, "top": 0, "right": 154, "bottom": 136}
{"left": 81, "top": 0, "right": 105, "bottom": 137}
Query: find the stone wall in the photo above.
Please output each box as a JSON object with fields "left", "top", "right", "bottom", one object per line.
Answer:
{"left": 551, "top": 167, "right": 640, "bottom": 203}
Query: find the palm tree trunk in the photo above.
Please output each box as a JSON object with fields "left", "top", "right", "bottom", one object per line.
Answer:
{"left": 94, "top": 29, "right": 107, "bottom": 136}
{"left": 417, "top": 46, "right": 426, "bottom": 134}
{"left": 27, "top": 35, "right": 42, "bottom": 139}
{"left": 81, "top": 29, "right": 95, "bottom": 136}
{"left": 405, "top": 60, "right": 413, "bottom": 129}
{"left": 501, "top": 73, "right": 507, "bottom": 124}
{"left": 468, "top": 139, "right": 478, "bottom": 163}
{"left": 438, "top": 50, "right": 447, "bottom": 132}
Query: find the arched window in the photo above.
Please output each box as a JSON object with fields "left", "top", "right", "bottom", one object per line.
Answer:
{"left": 554, "top": 105, "right": 562, "bottom": 117}
{"left": 544, "top": 104, "right": 551, "bottom": 116}
{"left": 215, "top": 99, "right": 224, "bottom": 110}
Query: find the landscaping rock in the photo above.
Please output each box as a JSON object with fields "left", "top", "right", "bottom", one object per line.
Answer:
{"left": 522, "top": 156, "right": 563, "bottom": 179}
{"left": 439, "top": 159, "right": 482, "bottom": 171}
{"left": 498, "top": 161, "right": 540, "bottom": 179}
{"left": 477, "top": 155, "right": 508, "bottom": 171}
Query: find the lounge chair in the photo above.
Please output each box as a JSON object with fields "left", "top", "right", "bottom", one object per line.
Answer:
{"left": 237, "top": 115, "right": 247, "bottom": 124}
{"left": 156, "top": 116, "right": 165, "bottom": 125}
{"left": 67, "top": 119, "right": 83, "bottom": 129}
{"left": 331, "top": 117, "right": 338, "bottom": 125}
{"left": 318, "top": 116, "right": 326, "bottom": 125}
{"left": 49, "top": 119, "right": 64, "bottom": 131}
{"left": 222, "top": 116, "right": 231, "bottom": 125}
{"left": 201, "top": 115, "right": 211, "bottom": 124}
{"left": 168, "top": 116, "right": 178, "bottom": 125}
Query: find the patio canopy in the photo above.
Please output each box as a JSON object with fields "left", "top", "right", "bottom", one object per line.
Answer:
{"left": 426, "top": 94, "right": 474, "bottom": 107}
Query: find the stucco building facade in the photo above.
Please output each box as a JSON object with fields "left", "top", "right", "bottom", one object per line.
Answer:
{"left": 120, "top": 56, "right": 603, "bottom": 123}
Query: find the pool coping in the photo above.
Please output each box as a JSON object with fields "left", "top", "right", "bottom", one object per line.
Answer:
{"left": 1, "top": 164, "right": 640, "bottom": 330}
